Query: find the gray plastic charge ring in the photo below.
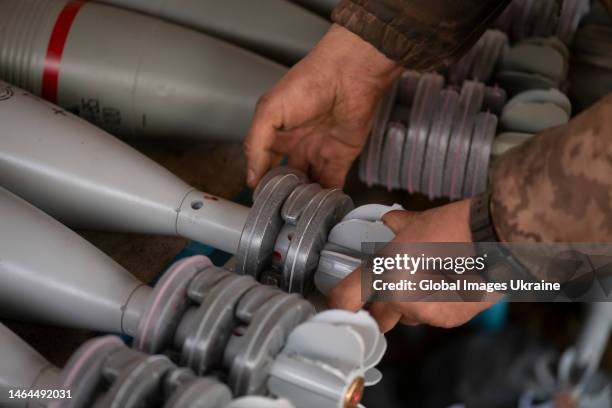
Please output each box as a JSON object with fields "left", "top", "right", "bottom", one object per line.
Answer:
{"left": 164, "top": 374, "right": 232, "bottom": 408}
{"left": 361, "top": 81, "right": 399, "bottom": 186}
{"left": 406, "top": 73, "right": 444, "bottom": 193}
{"left": 134, "top": 255, "right": 212, "bottom": 354}
{"left": 104, "top": 353, "right": 175, "bottom": 408}
{"left": 227, "top": 294, "right": 314, "bottom": 396}
{"left": 443, "top": 81, "right": 483, "bottom": 199}
{"left": 236, "top": 172, "right": 304, "bottom": 279}
{"left": 518, "top": 0, "right": 537, "bottom": 40}
{"left": 381, "top": 122, "right": 407, "bottom": 191}
{"left": 281, "top": 182, "right": 322, "bottom": 225}
{"left": 422, "top": 89, "right": 460, "bottom": 199}
{"left": 282, "top": 188, "right": 354, "bottom": 293}
{"left": 187, "top": 265, "right": 234, "bottom": 305}
{"left": 463, "top": 112, "right": 498, "bottom": 198}
{"left": 449, "top": 34, "right": 484, "bottom": 84}
{"left": 397, "top": 70, "right": 421, "bottom": 106}
{"left": 181, "top": 274, "right": 258, "bottom": 375}
{"left": 473, "top": 30, "right": 508, "bottom": 83}
{"left": 54, "top": 336, "right": 124, "bottom": 408}
{"left": 400, "top": 73, "right": 442, "bottom": 191}
{"left": 253, "top": 166, "right": 307, "bottom": 202}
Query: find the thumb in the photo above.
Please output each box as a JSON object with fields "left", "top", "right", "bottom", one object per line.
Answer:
{"left": 328, "top": 266, "right": 364, "bottom": 312}
{"left": 382, "top": 210, "right": 419, "bottom": 234}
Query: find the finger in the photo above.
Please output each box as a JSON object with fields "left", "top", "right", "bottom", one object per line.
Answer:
{"left": 309, "top": 140, "right": 360, "bottom": 188}
{"left": 390, "top": 302, "right": 426, "bottom": 326}
{"left": 269, "top": 152, "right": 285, "bottom": 169}
{"left": 328, "top": 266, "right": 364, "bottom": 312}
{"left": 399, "top": 316, "right": 420, "bottom": 326}
{"left": 288, "top": 156, "right": 310, "bottom": 175}
{"left": 278, "top": 126, "right": 313, "bottom": 174}
{"left": 313, "top": 157, "right": 353, "bottom": 188}
{"left": 244, "top": 97, "right": 282, "bottom": 188}
{"left": 275, "top": 128, "right": 304, "bottom": 153}
{"left": 287, "top": 149, "right": 310, "bottom": 174}
{"left": 382, "top": 210, "right": 420, "bottom": 234}
{"left": 368, "top": 303, "right": 402, "bottom": 333}
{"left": 396, "top": 302, "right": 494, "bottom": 329}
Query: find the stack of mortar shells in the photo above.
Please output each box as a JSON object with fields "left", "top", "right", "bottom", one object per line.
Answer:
{"left": 359, "top": 28, "right": 574, "bottom": 200}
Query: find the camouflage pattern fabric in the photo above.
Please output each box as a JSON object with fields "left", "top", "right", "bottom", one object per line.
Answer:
{"left": 492, "top": 94, "right": 612, "bottom": 243}
{"left": 332, "top": 0, "right": 511, "bottom": 70}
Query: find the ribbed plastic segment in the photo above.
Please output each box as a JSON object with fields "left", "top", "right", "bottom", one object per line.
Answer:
{"left": 0, "top": 0, "right": 67, "bottom": 91}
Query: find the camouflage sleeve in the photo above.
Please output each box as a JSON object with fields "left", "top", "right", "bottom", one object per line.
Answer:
{"left": 332, "top": 0, "right": 510, "bottom": 71}
{"left": 491, "top": 94, "right": 612, "bottom": 243}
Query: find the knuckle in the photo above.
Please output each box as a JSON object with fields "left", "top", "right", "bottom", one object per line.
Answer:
{"left": 243, "top": 140, "right": 254, "bottom": 156}
{"left": 255, "top": 93, "right": 273, "bottom": 112}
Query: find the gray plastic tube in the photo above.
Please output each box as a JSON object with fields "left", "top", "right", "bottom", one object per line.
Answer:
{"left": 0, "top": 0, "right": 286, "bottom": 141}
{"left": 0, "top": 81, "right": 250, "bottom": 255}
{"left": 0, "top": 186, "right": 152, "bottom": 334}
{"left": 97, "top": 0, "right": 329, "bottom": 65}
{"left": 290, "top": 0, "right": 339, "bottom": 17}
{"left": 0, "top": 324, "right": 60, "bottom": 408}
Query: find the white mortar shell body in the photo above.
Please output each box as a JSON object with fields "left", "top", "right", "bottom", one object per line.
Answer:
{"left": 0, "top": 187, "right": 145, "bottom": 333}
{"left": 0, "top": 0, "right": 286, "bottom": 141}
{"left": 98, "top": 0, "right": 329, "bottom": 65}
{"left": 0, "top": 324, "right": 60, "bottom": 407}
{"left": 0, "top": 82, "right": 249, "bottom": 253}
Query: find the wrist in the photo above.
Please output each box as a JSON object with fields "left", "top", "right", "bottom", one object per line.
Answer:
{"left": 314, "top": 24, "right": 403, "bottom": 91}
{"left": 450, "top": 199, "right": 473, "bottom": 242}
{"left": 470, "top": 191, "right": 500, "bottom": 242}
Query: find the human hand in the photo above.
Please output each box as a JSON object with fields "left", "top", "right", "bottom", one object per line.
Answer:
{"left": 244, "top": 24, "right": 403, "bottom": 189}
{"left": 329, "top": 200, "right": 496, "bottom": 332}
